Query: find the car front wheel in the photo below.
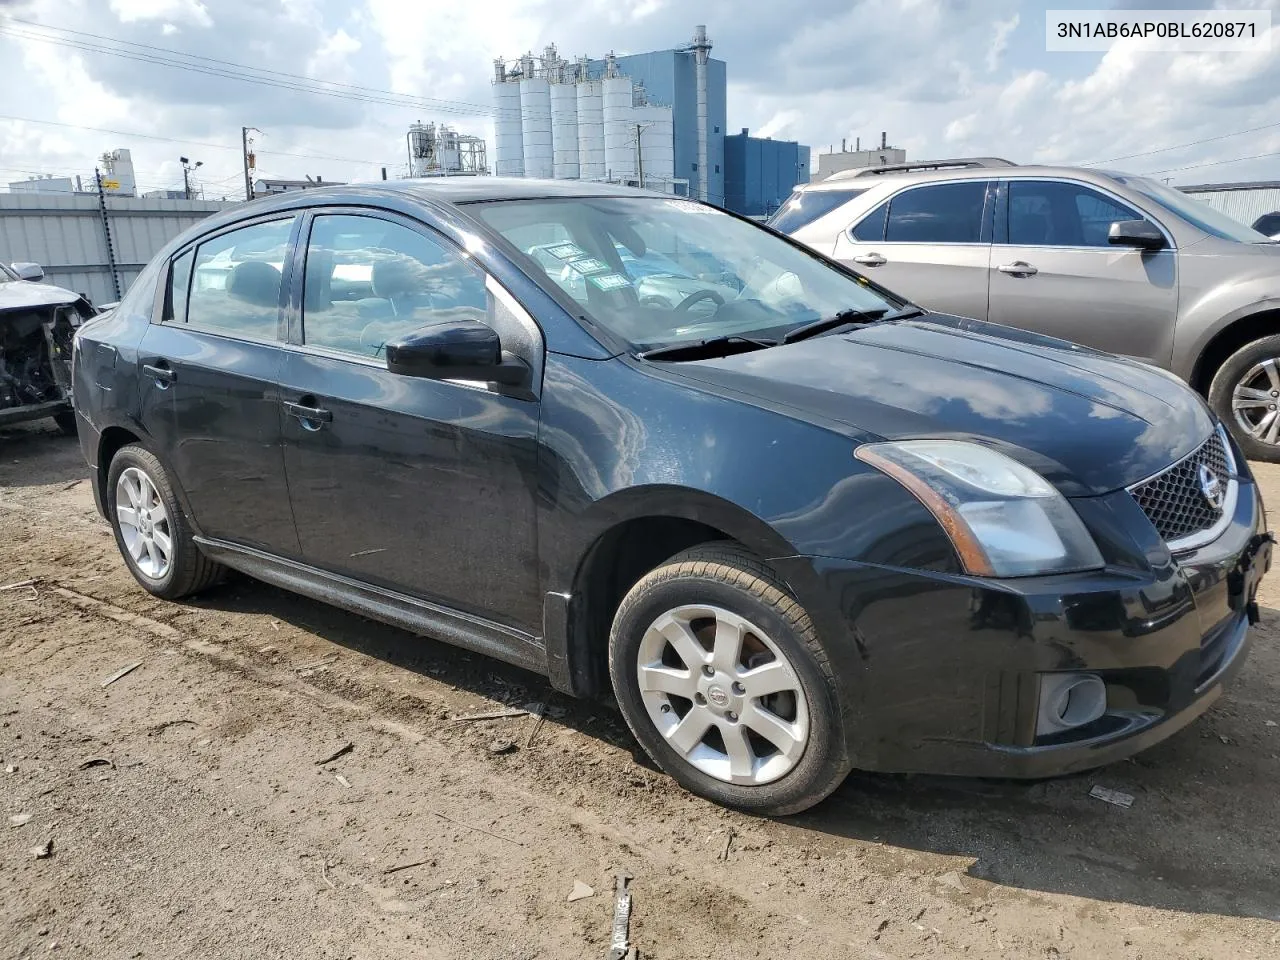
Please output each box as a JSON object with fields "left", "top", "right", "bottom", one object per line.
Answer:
{"left": 1209, "top": 334, "right": 1280, "bottom": 463}
{"left": 106, "top": 443, "right": 224, "bottom": 599}
{"left": 608, "top": 544, "right": 849, "bottom": 815}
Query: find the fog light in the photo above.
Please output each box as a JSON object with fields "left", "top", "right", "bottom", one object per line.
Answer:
{"left": 1036, "top": 673, "right": 1106, "bottom": 736}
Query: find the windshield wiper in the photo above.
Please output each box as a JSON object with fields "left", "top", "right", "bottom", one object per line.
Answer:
{"left": 782, "top": 307, "right": 887, "bottom": 343}
{"left": 638, "top": 334, "right": 779, "bottom": 361}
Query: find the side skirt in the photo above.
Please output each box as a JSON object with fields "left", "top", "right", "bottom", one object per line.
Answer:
{"left": 194, "top": 537, "right": 548, "bottom": 676}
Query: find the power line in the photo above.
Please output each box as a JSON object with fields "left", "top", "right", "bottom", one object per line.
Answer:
{"left": 0, "top": 114, "right": 398, "bottom": 167}
{"left": 4, "top": 16, "right": 504, "bottom": 118}
{"left": 0, "top": 20, "right": 520, "bottom": 121}
{"left": 1143, "top": 149, "right": 1280, "bottom": 177}
{"left": 1079, "top": 120, "right": 1280, "bottom": 166}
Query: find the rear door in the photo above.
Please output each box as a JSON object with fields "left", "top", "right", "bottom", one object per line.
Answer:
{"left": 277, "top": 209, "right": 544, "bottom": 632}
{"left": 832, "top": 179, "right": 994, "bottom": 320}
{"left": 986, "top": 178, "right": 1177, "bottom": 362}
{"left": 136, "top": 215, "right": 301, "bottom": 556}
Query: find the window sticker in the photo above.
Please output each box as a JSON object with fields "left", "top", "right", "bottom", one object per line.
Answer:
{"left": 566, "top": 257, "right": 610, "bottom": 275}
{"left": 544, "top": 242, "right": 587, "bottom": 261}
{"left": 588, "top": 273, "right": 632, "bottom": 291}
{"left": 664, "top": 199, "right": 722, "bottom": 215}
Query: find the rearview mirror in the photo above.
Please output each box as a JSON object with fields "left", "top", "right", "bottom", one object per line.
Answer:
{"left": 385, "top": 320, "right": 529, "bottom": 387}
{"left": 11, "top": 261, "right": 44, "bottom": 282}
{"left": 1108, "top": 220, "right": 1166, "bottom": 251}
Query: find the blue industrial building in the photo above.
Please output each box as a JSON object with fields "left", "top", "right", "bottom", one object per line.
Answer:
{"left": 582, "top": 50, "right": 728, "bottom": 207}
{"left": 723, "top": 129, "right": 811, "bottom": 218}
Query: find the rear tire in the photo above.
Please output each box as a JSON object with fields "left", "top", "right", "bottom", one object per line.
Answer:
{"left": 106, "top": 443, "right": 224, "bottom": 599}
{"left": 608, "top": 543, "right": 850, "bottom": 816}
{"left": 1209, "top": 335, "right": 1280, "bottom": 463}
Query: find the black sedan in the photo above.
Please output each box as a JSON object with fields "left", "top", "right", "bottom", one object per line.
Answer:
{"left": 69, "top": 179, "right": 1271, "bottom": 815}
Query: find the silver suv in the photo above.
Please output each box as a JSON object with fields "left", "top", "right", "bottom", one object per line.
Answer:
{"left": 773, "top": 158, "right": 1280, "bottom": 461}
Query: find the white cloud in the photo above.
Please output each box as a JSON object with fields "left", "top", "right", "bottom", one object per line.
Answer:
{"left": 986, "top": 14, "right": 1018, "bottom": 72}
{"left": 108, "top": 0, "right": 212, "bottom": 27}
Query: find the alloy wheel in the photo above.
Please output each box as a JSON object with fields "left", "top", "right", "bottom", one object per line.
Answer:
{"left": 114, "top": 466, "right": 173, "bottom": 580}
{"left": 635, "top": 604, "right": 810, "bottom": 785}
{"left": 1231, "top": 358, "right": 1280, "bottom": 445}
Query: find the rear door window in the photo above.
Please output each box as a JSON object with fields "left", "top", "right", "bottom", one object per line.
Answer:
{"left": 884, "top": 181, "right": 990, "bottom": 243}
{"left": 186, "top": 218, "right": 294, "bottom": 339}
{"left": 850, "top": 201, "right": 888, "bottom": 242}
{"left": 768, "top": 188, "right": 868, "bottom": 233}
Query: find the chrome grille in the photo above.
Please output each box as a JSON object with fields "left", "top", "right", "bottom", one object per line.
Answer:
{"left": 1128, "top": 431, "right": 1234, "bottom": 546}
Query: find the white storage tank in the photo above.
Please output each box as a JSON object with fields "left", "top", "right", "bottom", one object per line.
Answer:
{"left": 576, "top": 79, "right": 606, "bottom": 180}
{"left": 492, "top": 76, "right": 525, "bottom": 176}
{"left": 633, "top": 105, "right": 674, "bottom": 183}
{"left": 602, "top": 76, "right": 635, "bottom": 180}
{"left": 520, "top": 76, "right": 553, "bottom": 179}
{"left": 549, "top": 82, "right": 580, "bottom": 179}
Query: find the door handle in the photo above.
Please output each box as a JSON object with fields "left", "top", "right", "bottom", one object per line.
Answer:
{"left": 997, "top": 261, "right": 1038, "bottom": 277}
{"left": 284, "top": 400, "right": 333, "bottom": 426}
{"left": 852, "top": 253, "right": 887, "bottom": 267}
{"left": 142, "top": 362, "right": 176, "bottom": 386}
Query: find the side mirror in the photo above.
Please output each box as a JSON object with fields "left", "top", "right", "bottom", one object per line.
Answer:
{"left": 1108, "top": 220, "right": 1166, "bottom": 251}
{"left": 385, "top": 320, "right": 529, "bottom": 387}
{"left": 11, "top": 261, "right": 45, "bottom": 282}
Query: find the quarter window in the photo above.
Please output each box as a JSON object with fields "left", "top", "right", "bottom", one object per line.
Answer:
{"left": 768, "top": 187, "right": 868, "bottom": 234}
{"left": 850, "top": 201, "right": 888, "bottom": 242}
{"left": 185, "top": 218, "right": 294, "bottom": 338}
{"left": 885, "top": 182, "right": 989, "bottom": 243}
{"left": 1007, "top": 180, "right": 1144, "bottom": 247}
{"left": 300, "top": 214, "right": 488, "bottom": 360}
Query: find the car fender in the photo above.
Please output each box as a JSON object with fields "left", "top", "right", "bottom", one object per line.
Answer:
{"left": 1173, "top": 281, "right": 1280, "bottom": 383}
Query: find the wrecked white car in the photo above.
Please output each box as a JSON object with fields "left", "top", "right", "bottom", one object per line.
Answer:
{"left": 0, "top": 262, "right": 96, "bottom": 435}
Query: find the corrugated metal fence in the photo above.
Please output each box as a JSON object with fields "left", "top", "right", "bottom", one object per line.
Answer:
{"left": 0, "top": 193, "right": 238, "bottom": 306}
{"left": 1181, "top": 183, "right": 1280, "bottom": 230}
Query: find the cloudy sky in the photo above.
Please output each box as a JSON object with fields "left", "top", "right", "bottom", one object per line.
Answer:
{"left": 0, "top": 0, "right": 1277, "bottom": 198}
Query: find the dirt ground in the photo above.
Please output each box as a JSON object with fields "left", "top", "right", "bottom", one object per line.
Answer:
{"left": 2, "top": 422, "right": 1280, "bottom": 960}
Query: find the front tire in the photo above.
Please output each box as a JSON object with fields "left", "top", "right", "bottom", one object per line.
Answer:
{"left": 608, "top": 544, "right": 849, "bottom": 816}
{"left": 106, "top": 443, "right": 224, "bottom": 599}
{"left": 1208, "top": 334, "right": 1280, "bottom": 463}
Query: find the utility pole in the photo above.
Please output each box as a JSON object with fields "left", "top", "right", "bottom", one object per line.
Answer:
{"left": 241, "top": 126, "right": 260, "bottom": 201}
{"left": 632, "top": 122, "right": 654, "bottom": 189}
{"left": 179, "top": 156, "right": 202, "bottom": 200}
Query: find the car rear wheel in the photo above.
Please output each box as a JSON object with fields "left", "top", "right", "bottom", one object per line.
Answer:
{"left": 1209, "top": 335, "right": 1280, "bottom": 463}
{"left": 107, "top": 444, "right": 224, "bottom": 599}
{"left": 608, "top": 544, "right": 849, "bottom": 815}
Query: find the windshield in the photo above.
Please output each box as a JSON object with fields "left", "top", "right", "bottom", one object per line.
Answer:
{"left": 472, "top": 196, "right": 899, "bottom": 350}
{"left": 0, "top": 262, "right": 18, "bottom": 283}
{"left": 1111, "top": 175, "right": 1272, "bottom": 243}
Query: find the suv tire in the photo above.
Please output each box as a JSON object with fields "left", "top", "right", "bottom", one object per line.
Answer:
{"left": 608, "top": 543, "right": 850, "bottom": 815}
{"left": 106, "top": 443, "right": 224, "bottom": 599}
{"left": 1208, "top": 335, "right": 1280, "bottom": 463}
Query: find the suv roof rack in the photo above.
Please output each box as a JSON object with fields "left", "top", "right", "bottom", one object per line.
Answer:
{"left": 827, "top": 158, "right": 1017, "bottom": 181}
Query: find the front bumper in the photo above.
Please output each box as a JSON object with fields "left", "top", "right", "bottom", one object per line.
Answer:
{"left": 774, "top": 478, "right": 1271, "bottom": 779}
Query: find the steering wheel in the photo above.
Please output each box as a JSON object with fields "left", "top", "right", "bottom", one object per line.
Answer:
{"left": 673, "top": 289, "right": 725, "bottom": 315}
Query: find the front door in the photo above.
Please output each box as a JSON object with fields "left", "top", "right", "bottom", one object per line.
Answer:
{"left": 832, "top": 179, "right": 994, "bottom": 321}
{"left": 278, "top": 211, "right": 544, "bottom": 633}
{"left": 986, "top": 178, "right": 1178, "bottom": 364}
{"left": 136, "top": 215, "right": 300, "bottom": 556}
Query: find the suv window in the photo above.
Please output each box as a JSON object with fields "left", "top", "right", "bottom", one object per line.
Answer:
{"left": 885, "top": 182, "right": 988, "bottom": 243}
{"left": 1253, "top": 212, "right": 1280, "bottom": 236}
{"left": 768, "top": 188, "right": 868, "bottom": 233}
{"left": 850, "top": 201, "right": 888, "bottom": 242}
{"left": 301, "top": 214, "right": 488, "bottom": 359}
{"left": 184, "top": 218, "right": 294, "bottom": 339}
{"left": 1006, "top": 180, "right": 1142, "bottom": 247}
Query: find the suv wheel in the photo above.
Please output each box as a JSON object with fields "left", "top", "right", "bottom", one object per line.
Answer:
{"left": 608, "top": 544, "right": 849, "bottom": 815}
{"left": 106, "top": 444, "right": 224, "bottom": 599}
{"left": 1209, "top": 335, "right": 1280, "bottom": 463}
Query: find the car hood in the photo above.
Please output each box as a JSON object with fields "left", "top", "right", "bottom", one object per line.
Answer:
{"left": 0, "top": 281, "right": 85, "bottom": 312}
{"left": 670, "top": 314, "right": 1214, "bottom": 496}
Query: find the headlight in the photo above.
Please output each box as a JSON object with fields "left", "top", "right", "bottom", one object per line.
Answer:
{"left": 855, "top": 440, "right": 1104, "bottom": 577}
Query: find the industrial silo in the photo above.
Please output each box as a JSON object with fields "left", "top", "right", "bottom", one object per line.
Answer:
{"left": 576, "top": 76, "right": 606, "bottom": 180}
{"left": 492, "top": 59, "right": 524, "bottom": 176}
{"left": 549, "top": 81, "right": 580, "bottom": 179}
{"left": 520, "top": 70, "right": 553, "bottom": 179}
{"left": 633, "top": 105, "right": 674, "bottom": 185}
{"left": 602, "top": 75, "right": 635, "bottom": 181}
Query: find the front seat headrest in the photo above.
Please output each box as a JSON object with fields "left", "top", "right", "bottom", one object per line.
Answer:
{"left": 226, "top": 260, "right": 282, "bottom": 308}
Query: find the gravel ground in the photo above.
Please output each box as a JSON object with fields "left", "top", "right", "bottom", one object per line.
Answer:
{"left": 2, "top": 420, "right": 1279, "bottom": 959}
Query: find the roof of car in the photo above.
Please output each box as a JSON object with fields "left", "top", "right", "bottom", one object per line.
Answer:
{"left": 799, "top": 164, "right": 1139, "bottom": 191}
{"left": 263, "top": 177, "right": 665, "bottom": 205}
